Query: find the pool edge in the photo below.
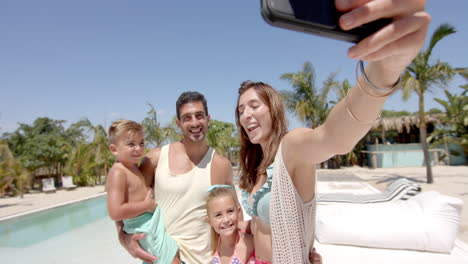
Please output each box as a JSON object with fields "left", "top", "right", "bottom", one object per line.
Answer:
{"left": 0, "top": 192, "right": 108, "bottom": 222}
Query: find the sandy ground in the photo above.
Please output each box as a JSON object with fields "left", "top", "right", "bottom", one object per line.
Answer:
{"left": 1, "top": 165, "right": 467, "bottom": 243}
{"left": 0, "top": 186, "right": 106, "bottom": 219}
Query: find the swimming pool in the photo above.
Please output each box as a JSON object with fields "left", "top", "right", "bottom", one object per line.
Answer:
{"left": 0, "top": 194, "right": 136, "bottom": 263}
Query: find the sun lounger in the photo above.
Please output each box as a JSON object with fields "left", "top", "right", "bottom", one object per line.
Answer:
{"left": 62, "top": 176, "right": 77, "bottom": 190}
{"left": 314, "top": 240, "right": 468, "bottom": 264}
{"left": 41, "top": 178, "right": 56, "bottom": 193}
{"left": 317, "top": 191, "right": 463, "bottom": 252}
{"left": 317, "top": 178, "right": 421, "bottom": 204}
{"left": 315, "top": 181, "right": 468, "bottom": 263}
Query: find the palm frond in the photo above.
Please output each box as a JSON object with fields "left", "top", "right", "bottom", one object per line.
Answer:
{"left": 320, "top": 71, "right": 339, "bottom": 102}
{"left": 401, "top": 72, "right": 419, "bottom": 100}
{"left": 425, "top": 23, "right": 456, "bottom": 62}
{"left": 455, "top": 67, "right": 468, "bottom": 80}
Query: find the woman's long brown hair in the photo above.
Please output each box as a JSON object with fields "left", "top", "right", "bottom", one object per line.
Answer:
{"left": 235, "top": 81, "right": 288, "bottom": 192}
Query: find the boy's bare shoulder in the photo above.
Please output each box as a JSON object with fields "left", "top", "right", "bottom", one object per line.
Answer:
{"left": 106, "top": 164, "right": 130, "bottom": 190}
{"left": 109, "top": 162, "right": 141, "bottom": 179}
{"left": 109, "top": 162, "right": 123, "bottom": 174}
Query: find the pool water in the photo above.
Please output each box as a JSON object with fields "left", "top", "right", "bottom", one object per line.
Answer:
{"left": 0, "top": 194, "right": 107, "bottom": 247}
{"left": 0, "top": 194, "right": 136, "bottom": 263}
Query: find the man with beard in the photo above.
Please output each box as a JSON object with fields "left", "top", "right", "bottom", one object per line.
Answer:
{"left": 116, "top": 91, "right": 234, "bottom": 264}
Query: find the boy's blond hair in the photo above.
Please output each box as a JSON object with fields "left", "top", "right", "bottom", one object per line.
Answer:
{"left": 108, "top": 120, "right": 144, "bottom": 145}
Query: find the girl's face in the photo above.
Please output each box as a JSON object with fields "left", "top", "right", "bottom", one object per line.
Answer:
{"left": 207, "top": 195, "right": 240, "bottom": 237}
{"left": 237, "top": 88, "right": 272, "bottom": 148}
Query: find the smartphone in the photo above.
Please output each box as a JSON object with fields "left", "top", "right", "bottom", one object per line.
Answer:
{"left": 261, "top": 0, "right": 391, "bottom": 43}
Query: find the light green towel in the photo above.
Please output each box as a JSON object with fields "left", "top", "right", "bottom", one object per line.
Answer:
{"left": 123, "top": 207, "right": 178, "bottom": 264}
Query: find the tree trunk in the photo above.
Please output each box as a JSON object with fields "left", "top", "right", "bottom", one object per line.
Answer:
{"left": 57, "top": 163, "right": 62, "bottom": 186}
{"left": 444, "top": 135, "right": 450, "bottom": 165}
{"left": 419, "top": 94, "right": 434, "bottom": 183}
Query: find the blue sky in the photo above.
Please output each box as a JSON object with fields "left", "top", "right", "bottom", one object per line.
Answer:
{"left": 1, "top": 0, "right": 467, "bottom": 133}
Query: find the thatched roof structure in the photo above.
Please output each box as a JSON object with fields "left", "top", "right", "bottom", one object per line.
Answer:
{"left": 371, "top": 114, "right": 444, "bottom": 133}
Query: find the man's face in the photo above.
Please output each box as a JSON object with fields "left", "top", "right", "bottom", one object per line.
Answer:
{"left": 176, "top": 101, "right": 210, "bottom": 143}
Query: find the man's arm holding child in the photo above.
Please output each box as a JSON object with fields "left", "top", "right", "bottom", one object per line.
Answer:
{"left": 115, "top": 221, "right": 156, "bottom": 263}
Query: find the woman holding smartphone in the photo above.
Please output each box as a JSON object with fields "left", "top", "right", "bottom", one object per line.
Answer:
{"left": 236, "top": 0, "right": 430, "bottom": 263}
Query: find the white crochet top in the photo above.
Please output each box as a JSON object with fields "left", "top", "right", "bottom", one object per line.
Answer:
{"left": 270, "top": 143, "right": 317, "bottom": 263}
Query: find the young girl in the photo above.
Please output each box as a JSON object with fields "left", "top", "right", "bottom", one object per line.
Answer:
{"left": 206, "top": 185, "right": 323, "bottom": 264}
{"left": 206, "top": 185, "right": 255, "bottom": 264}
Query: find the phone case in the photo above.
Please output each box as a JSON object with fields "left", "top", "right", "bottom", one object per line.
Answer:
{"left": 261, "top": 0, "right": 389, "bottom": 43}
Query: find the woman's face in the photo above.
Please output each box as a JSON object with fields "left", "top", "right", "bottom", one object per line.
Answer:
{"left": 238, "top": 88, "right": 272, "bottom": 148}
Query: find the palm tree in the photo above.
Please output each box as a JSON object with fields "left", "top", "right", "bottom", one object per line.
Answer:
{"left": 65, "top": 119, "right": 111, "bottom": 185}
{"left": 64, "top": 141, "right": 92, "bottom": 185}
{"left": 401, "top": 23, "right": 465, "bottom": 183}
{"left": 428, "top": 84, "right": 468, "bottom": 162}
{"left": 280, "top": 62, "right": 338, "bottom": 128}
{"left": 0, "top": 141, "right": 29, "bottom": 197}
{"left": 90, "top": 124, "right": 110, "bottom": 184}
{"left": 332, "top": 79, "right": 352, "bottom": 103}
{"left": 82, "top": 119, "right": 110, "bottom": 184}
{"left": 163, "top": 116, "right": 182, "bottom": 143}
{"left": 142, "top": 103, "right": 167, "bottom": 147}
{"left": 207, "top": 119, "right": 237, "bottom": 157}
{"left": 280, "top": 62, "right": 339, "bottom": 168}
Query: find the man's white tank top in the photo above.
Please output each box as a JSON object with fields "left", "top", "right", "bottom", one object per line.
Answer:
{"left": 154, "top": 144, "right": 214, "bottom": 264}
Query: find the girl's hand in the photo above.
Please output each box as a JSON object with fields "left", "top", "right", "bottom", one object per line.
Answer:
{"left": 337, "top": 0, "right": 431, "bottom": 74}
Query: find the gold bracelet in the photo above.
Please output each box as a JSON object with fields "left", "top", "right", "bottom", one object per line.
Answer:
{"left": 356, "top": 60, "right": 401, "bottom": 97}
{"left": 344, "top": 89, "right": 381, "bottom": 125}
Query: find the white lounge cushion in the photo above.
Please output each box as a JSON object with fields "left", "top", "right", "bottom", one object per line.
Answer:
{"left": 316, "top": 191, "right": 463, "bottom": 253}
{"left": 62, "top": 176, "right": 77, "bottom": 190}
{"left": 41, "top": 178, "right": 56, "bottom": 193}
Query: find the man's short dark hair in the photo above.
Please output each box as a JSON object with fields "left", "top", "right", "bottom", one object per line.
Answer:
{"left": 176, "top": 91, "right": 208, "bottom": 119}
